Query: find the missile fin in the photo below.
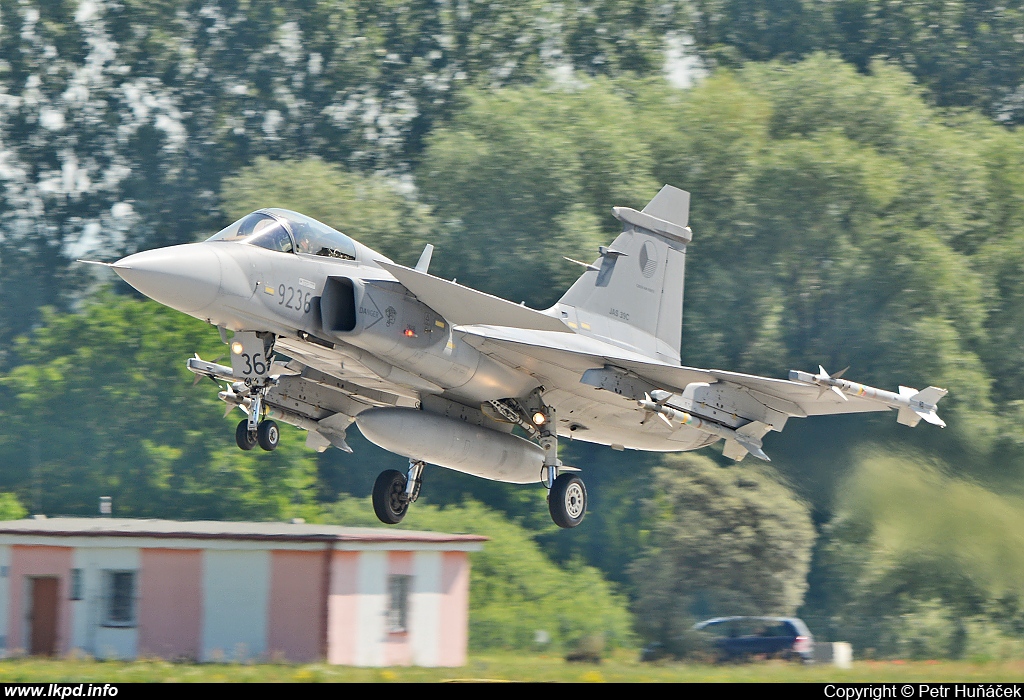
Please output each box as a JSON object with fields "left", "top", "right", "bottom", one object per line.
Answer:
{"left": 305, "top": 430, "right": 332, "bottom": 453}
{"left": 722, "top": 437, "right": 770, "bottom": 462}
{"left": 736, "top": 421, "right": 771, "bottom": 440}
{"left": 736, "top": 436, "right": 770, "bottom": 461}
{"left": 650, "top": 389, "right": 673, "bottom": 405}
{"left": 639, "top": 394, "right": 654, "bottom": 424}
{"left": 912, "top": 386, "right": 948, "bottom": 406}
{"left": 722, "top": 439, "right": 748, "bottom": 462}
{"left": 915, "top": 410, "right": 946, "bottom": 428}
{"left": 897, "top": 407, "right": 923, "bottom": 427}
{"left": 831, "top": 386, "right": 847, "bottom": 401}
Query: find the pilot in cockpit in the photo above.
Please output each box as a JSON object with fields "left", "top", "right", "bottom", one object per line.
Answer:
{"left": 294, "top": 229, "right": 313, "bottom": 254}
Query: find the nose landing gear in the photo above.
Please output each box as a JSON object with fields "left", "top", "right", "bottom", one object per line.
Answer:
{"left": 229, "top": 331, "right": 280, "bottom": 452}
{"left": 257, "top": 419, "right": 280, "bottom": 451}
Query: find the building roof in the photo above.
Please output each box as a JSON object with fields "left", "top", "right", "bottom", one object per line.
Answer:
{"left": 0, "top": 517, "right": 488, "bottom": 545}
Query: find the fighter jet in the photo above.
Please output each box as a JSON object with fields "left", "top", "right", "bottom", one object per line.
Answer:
{"left": 85, "top": 185, "right": 946, "bottom": 528}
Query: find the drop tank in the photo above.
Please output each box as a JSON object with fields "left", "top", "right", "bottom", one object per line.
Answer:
{"left": 355, "top": 407, "right": 545, "bottom": 484}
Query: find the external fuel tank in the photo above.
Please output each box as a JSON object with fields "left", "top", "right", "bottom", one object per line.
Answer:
{"left": 355, "top": 407, "right": 545, "bottom": 484}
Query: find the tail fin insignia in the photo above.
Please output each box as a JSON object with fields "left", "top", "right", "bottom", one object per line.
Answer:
{"left": 555, "top": 185, "right": 692, "bottom": 364}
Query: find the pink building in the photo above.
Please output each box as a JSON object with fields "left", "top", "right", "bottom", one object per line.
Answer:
{"left": 0, "top": 518, "right": 484, "bottom": 665}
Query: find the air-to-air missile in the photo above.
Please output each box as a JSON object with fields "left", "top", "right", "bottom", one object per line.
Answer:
{"left": 788, "top": 366, "right": 947, "bottom": 428}
{"left": 637, "top": 390, "right": 771, "bottom": 462}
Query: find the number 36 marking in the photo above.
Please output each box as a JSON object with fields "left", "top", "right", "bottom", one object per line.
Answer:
{"left": 240, "top": 352, "right": 267, "bottom": 376}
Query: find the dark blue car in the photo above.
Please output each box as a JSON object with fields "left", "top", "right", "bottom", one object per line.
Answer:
{"left": 694, "top": 616, "right": 814, "bottom": 662}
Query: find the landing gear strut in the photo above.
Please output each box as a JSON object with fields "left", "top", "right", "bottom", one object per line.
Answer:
{"left": 229, "top": 331, "right": 279, "bottom": 452}
{"left": 372, "top": 459, "right": 425, "bottom": 525}
{"left": 538, "top": 404, "right": 587, "bottom": 529}
{"left": 234, "top": 379, "right": 280, "bottom": 452}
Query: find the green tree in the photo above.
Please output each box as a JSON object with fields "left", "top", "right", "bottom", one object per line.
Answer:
{"left": 418, "top": 81, "right": 657, "bottom": 307}
{"left": 0, "top": 294, "right": 318, "bottom": 521}
{"left": 630, "top": 454, "right": 815, "bottom": 646}
{"left": 804, "top": 450, "right": 1024, "bottom": 658}
{"left": 0, "top": 493, "right": 27, "bottom": 521}
{"left": 686, "top": 1, "right": 1024, "bottom": 123}
{"left": 634, "top": 56, "right": 999, "bottom": 469}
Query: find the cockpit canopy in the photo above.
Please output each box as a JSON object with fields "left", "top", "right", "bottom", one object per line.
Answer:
{"left": 207, "top": 209, "right": 357, "bottom": 261}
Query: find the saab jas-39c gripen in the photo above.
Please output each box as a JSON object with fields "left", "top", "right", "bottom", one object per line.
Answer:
{"left": 84, "top": 185, "right": 947, "bottom": 529}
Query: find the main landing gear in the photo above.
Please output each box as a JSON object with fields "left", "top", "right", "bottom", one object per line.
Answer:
{"left": 372, "top": 459, "right": 425, "bottom": 525}
{"left": 367, "top": 395, "right": 587, "bottom": 529}
{"left": 539, "top": 404, "right": 587, "bottom": 529}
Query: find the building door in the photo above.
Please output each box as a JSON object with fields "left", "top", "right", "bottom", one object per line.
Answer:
{"left": 29, "top": 577, "right": 59, "bottom": 656}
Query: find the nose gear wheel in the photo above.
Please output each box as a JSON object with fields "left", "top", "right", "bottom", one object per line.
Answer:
{"left": 257, "top": 419, "right": 279, "bottom": 451}
{"left": 235, "top": 420, "right": 258, "bottom": 450}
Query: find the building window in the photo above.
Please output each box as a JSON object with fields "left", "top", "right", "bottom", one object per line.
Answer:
{"left": 103, "top": 571, "right": 136, "bottom": 627}
{"left": 69, "top": 569, "right": 83, "bottom": 601}
{"left": 387, "top": 574, "right": 411, "bottom": 633}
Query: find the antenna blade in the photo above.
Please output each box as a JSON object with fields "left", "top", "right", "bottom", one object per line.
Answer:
{"left": 414, "top": 244, "right": 434, "bottom": 273}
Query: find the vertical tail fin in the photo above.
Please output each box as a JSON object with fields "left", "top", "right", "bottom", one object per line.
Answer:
{"left": 555, "top": 185, "right": 690, "bottom": 364}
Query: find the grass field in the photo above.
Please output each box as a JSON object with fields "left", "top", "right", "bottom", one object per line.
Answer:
{"left": 0, "top": 652, "right": 1022, "bottom": 683}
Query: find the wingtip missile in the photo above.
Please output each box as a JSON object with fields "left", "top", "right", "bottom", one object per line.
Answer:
{"left": 791, "top": 367, "right": 947, "bottom": 428}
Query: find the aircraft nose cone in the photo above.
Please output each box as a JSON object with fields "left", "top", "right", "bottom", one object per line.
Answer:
{"left": 113, "top": 243, "right": 221, "bottom": 313}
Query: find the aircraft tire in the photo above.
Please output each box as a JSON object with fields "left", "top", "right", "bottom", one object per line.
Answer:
{"left": 548, "top": 473, "right": 587, "bottom": 529}
{"left": 235, "top": 420, "right": 258, "bottom": 451}
{"left": 372, "top": 469, "right": 409, "bottom": 525}
{"left": 257, "top": 420, "right": 280, "bottom": 451}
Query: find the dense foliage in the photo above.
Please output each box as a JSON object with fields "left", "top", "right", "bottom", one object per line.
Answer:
{"left": 631, "top": 455, "right": 815, "bottom": 644}
{"left": 806, "top": 450, "right": 1024, "bottom": 659}
{"left": 685, "top": 1, "right": 1024, "bottom": 124}
{"left": 0, "top": 295, "right": 320, "bottom": 520}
